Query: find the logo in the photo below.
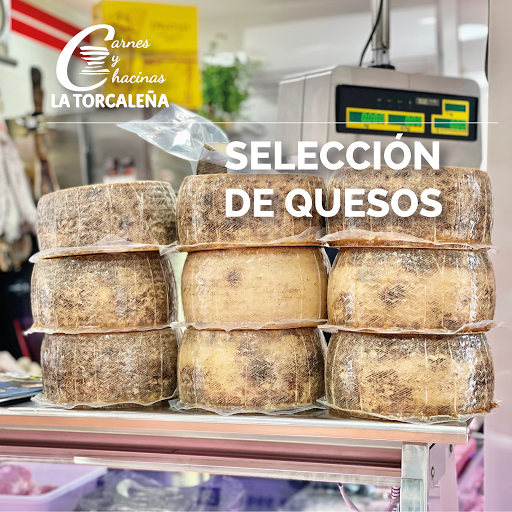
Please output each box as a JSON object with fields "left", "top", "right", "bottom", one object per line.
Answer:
{"left": 56, "top": 24, "right": 115, "bottom": 92}
{"left": 80, "top": 46, "right": 110, "bottom": 78}
{"left": 53, "top": 24, "right": 169, "bottom": 109}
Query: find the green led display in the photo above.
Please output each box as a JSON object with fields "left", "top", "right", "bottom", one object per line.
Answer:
{"left": 445, "top": 103, "right": 466, "bottom": 112}
{"left": 349, "top": 111, "right": 385, "bottom": 123}
{"left": 388, "top": 114, "right": 422, "bottom": 126}
{"left": 434, "top": 119, "right": 466, "bottom": 130}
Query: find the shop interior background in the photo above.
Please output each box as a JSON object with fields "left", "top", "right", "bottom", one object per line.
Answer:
{"left": 0, "top": 0, "right": 490, "bottom": 187}
{"left": 0, "top": 0, "right": 507, "bottom": 511}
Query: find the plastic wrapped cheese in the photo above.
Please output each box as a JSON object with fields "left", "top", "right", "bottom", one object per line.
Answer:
{"left": 196, "top": 143, "right": 229, "bottom": 175}
{"left": 40, "top": 329, "right": 178, "bottom": 407}
{"left": 325, "top": 331, "right": 495, "bottom": 422}
{"left": 328, "top": 248, "right": 495, "bottom": 334}
{"left": 177, "top": 173, "right": 325, "bottom": 251}
{"left": 176, "top": 327, "right": 325, "bottom": 414}
{"left": 325, "top": 166, "right": 493, "bottom": 248}
{"left": 181, "top": 247, "right": 328, "bottom": 329}
{"left": 30, "top": 252, "right": 177, "bottom": 334}
{"left": 36, "top": 181, "right": 177, "bottom": 257}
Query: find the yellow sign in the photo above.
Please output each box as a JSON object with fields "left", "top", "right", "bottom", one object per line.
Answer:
{"left": 431, "top": 99, "right": 470, "bottom": 136}
{"left": 346, "top": 107, "right": 425, "bottom": 133}
{"left": 93, "top": 1, "right": 201, "bottom": 109}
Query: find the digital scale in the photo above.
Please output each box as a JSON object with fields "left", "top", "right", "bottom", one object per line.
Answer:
{"left": 337, "top": 85, "right": 477, "bottom": 140}
{"left": 277, "top": 66, "right": 482, "bottom": 179}
{"left": 277, "top": 0, "right": 482, "bottom": 179}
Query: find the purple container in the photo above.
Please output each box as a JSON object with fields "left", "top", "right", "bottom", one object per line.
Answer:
{"left": 0, "top": 463, "right": 107, "bottom": 512}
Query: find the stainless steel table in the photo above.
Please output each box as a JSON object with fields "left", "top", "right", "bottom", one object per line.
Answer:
{"left": 0, "top": 402, "right": 468, "bottom": 510}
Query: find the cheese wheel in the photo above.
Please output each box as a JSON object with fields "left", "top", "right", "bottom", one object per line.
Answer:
{"left": 41, "top": 329, "right": 178, "bottom": 406}
{"left": 328, "top": 248, "right": 495, "bottom": 333}
{"left": 182, "top": 247, "right": 328, "bottom": 329}
{"left": 325, "top": 331, "right": 495, "bottom": 421}
{"left": 37, "top": 181, "right": 177, "bottom": 254}
{"left": 196, "top": 143, "right": 228, "bottom": 175}
{"left": 177, "top": 173, "right": 325, "bottom": 251}
{"left": 178, "top": 328, "right": 325, "bottom": 412}
{"left": 31, "top": 252, "right": 177, "bottom": 333}
{"left": 326, "top": 166, "right": 493, "bottom": 248}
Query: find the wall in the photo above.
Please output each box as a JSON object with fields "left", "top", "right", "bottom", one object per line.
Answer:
{"left": 485, "top": 1, "right": 512, "bottom": 509}
{"left": 1, "top": 33, "right": 74, "bottom": 118}
{"left": 0, "top": 0, "right": 89, "bottom": 118}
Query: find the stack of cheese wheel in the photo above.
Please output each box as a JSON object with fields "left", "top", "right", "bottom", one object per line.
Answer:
{"left": 31, "top": 182, "right": 179, "bottom": 408}
{"left": 177, "top": 169, "right": 328, "bottom": 414}
{"left": 324, "top": 166, "right": 496, "bottom": 422}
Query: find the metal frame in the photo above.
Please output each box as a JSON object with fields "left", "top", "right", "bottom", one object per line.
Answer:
{"left": 0, "top": 403, "right": 466, "bottom": 510}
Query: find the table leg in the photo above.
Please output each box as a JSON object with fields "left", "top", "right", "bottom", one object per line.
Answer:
{"left": 400, "top": 443, "right": 458, "bottom": 511}
{"left": 401, "top": 443, "right": 429, "bottom": 511}
{"left": 427, "top": 443, "right": 458, "bottom": 511}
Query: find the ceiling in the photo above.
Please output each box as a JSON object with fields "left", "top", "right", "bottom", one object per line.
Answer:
{"left": 24, "top": 0, "right": 488, "bottom": 80}
{"left": 29, "top": 0, "right": 437, "bottom": 30}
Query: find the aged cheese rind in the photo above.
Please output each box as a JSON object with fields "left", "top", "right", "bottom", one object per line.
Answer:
{"left": 37, "top": 181, "right": 177, "bottom": 252}
{"left": 41, "top": 329, "right": 178, "bottom": 406}
{"left": 177, "top": 173, "right": 325, "bottom": 250}
{"left": 328, "top": 248, "right": 495, "bottom": 333}
{"left": 325, "top": 331, "right": 495, "bottom": 421}
{"left": 326, "top": 166, "right": 493, "bottom": 248}
{"left": 31, "top": 252, "right": 177, "bottom": 333}
{"left": 178, "top": 328, "right": 325, "bottom": 411}
{"left": 182, "top": 247, "right": 328, "bottom": 329}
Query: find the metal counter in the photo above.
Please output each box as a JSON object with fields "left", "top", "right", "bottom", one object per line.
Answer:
{"left": 0, "top": 402, "right": 468, "bottom": 510}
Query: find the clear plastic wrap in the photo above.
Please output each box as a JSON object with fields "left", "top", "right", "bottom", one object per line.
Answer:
{"left": 119, "top": 103, "right": 229, "bottom": 168}
{"left": 37, "top": 329, "right": 178, "bottom": 408}
{"left": 30, "top": 237, "right": 181, "bottom": 263}
{"left": 181, "top": 247, "right": 328, "bottom": 330}
{"left": 327, "top": 248, "right": 496, "bottom": 334}
{"left": 29, "top": 251, "right": 177, "bottom": 334}
{"left": 175, "top": 327, "right": 325, "bottom": 415}
{"left": 324, "top": 331, "right": 496, "bottom": 422}
{"left": 36, "top": 181, "right": 177, "bottom": 258}
{"left": 177, "top": 173, "right": 326, "bottom": 251}
{"left": 324, "top": 166, "right": 493, "bottom": 249}
{"left": 195, "top": 143, "right": 229, "bottom": 175}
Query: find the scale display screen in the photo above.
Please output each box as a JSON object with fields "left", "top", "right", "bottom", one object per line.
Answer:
{"left": 336, "top": 85, "right": 478, "bottom": 141}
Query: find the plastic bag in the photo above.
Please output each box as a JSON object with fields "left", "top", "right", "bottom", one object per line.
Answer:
{"left": 35, "top": 181, "right": 177, "bottom": 258}
{"left": 181, "top": 247, "right": 328, "bottom": 330}
{"left": 324, "top": 331, "right": 496, "bottom": 423}
{"left": 175, "top": 327, "right": 325, "bottom": 415}
{"left": 119, "top": 103, "right": 229, "bottom": 165}
{"left": 327, "top": 247, "right": 496, "bottom": 334}
{"left": 76, "top": 470, "right": 246, "bottom": 511}
{"left": 177, "top": 173, "right": 326, "bottom": 251}
{"left": 37, "top": 329, "right": 179, "bottom": 408}
{"left": 195, "top": 143, "right": 230, "bottom": 175}
{"left": 29, "top": 251, "right": 177, "bottom": 334}
{"left": 324, "top": 166, "right": 493, "bottom": 249}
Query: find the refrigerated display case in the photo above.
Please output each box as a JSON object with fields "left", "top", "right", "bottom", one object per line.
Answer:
{"left": 0, "top": 402, "right": 466, "bottom": 510}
